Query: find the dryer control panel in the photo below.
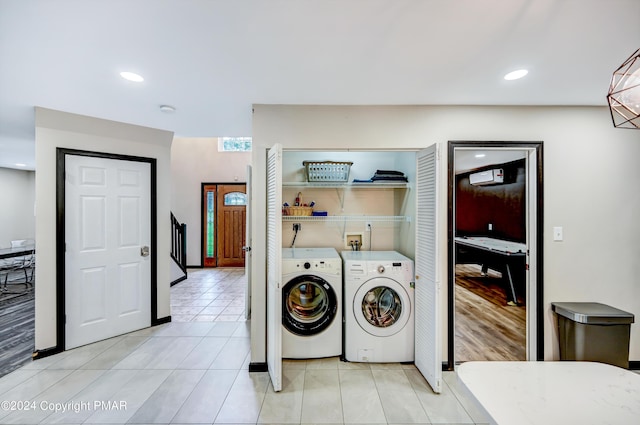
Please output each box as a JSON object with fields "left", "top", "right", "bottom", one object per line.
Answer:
{"left": 345, "top": 260, "right": 413, "bottom": 279}
{"left": 367, "top": 260, "right": 412, "bottom": 278}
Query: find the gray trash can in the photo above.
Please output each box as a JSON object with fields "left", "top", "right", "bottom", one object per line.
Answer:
{"left": 551, "top": 302, "right": 634, "bottom": 368}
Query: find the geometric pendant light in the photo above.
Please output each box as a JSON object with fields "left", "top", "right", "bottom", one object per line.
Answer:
{"left": 607, "top": 48, "right": 640, "bottom": 129}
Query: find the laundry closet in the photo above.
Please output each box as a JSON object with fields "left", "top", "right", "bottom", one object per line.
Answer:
{"left": 260, "top": 142, "right": 443, "bottom": 393}
{"left": 280, "top": 150, "right": 415, "bottom": 254}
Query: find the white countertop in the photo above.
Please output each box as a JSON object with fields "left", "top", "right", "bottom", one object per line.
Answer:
{"left": 457, "top": 361, "right": 640, "bottom": 425}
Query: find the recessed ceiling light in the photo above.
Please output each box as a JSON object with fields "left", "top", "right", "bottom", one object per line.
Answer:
{"left": 15, "top": 163, "right": 26, "bottom": 167}
{"left": 120, "top": 71, "right": 144, "bottom": 82}
{"left": 475, "top": 154, "right": 486, "bottom": 158}
{"left": 504, "top": 69, "right": 529, "bottom": 81}
{"left": 159, "top": 105, "right": 176, "bottom": 113}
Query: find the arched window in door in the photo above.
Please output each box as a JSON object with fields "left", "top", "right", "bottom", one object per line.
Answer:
{"left": 224, "top": 192, "right": 247, "bottom": 206}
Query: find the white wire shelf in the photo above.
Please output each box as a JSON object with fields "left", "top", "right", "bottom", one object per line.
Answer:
{"left": 282, "top": 181, "right": 408, "bottom": 189}
{"left": 282, "top": 215, "right": 409, "bottom": 222}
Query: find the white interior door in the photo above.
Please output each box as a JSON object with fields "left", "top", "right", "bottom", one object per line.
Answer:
{"left": 244, "top": 164, "right": 252, "bottom": 320}
{"left": 65, "top": 154, "right": 151, "bottom": 350}
{"left": 266, "top": 144, "right": 283, "bottom": 391}
{"left": 414, "top": 143, "right": 442, "bottom": 393}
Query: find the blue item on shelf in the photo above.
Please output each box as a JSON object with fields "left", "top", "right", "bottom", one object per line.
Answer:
{"left": 312, "top": 211, "right": 328, "bottom": 216}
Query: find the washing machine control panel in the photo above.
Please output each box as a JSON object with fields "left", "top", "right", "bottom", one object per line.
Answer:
{"left": 282, "top": 259, "right": 342, "bottom": 276}
{"left": 296, "top": 260, "right": 334, "bottom": 269}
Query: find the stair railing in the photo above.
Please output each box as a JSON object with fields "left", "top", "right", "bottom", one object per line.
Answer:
{"left": 171, "top": 212, "right": 187, "bottom": 275}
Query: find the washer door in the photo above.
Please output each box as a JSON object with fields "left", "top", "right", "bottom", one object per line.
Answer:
{"left": 354, "top": 277, "right": 411, "bottom": 337}
{"left": 282, "top": 274, "right": 338, "bottom": 336}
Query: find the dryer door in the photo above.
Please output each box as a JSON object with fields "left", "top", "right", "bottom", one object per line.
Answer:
{"left": 282, "top": 274, "right": 338, "bottom": 336}
{"left": 353, "top": 277, "right": 411, "bottom": 337}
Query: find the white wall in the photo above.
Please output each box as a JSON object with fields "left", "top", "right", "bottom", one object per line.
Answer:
{"left": 170, "top": 137, "right": 251, "bottom": 266}
{"left": 251, "top": 104, "right": 640, "bottom": 365}
{"left": 0, "top": 167, "right": 35, "bottom": 246}
{"left": 34, "top": 107, "right": 174, "bottom": 351}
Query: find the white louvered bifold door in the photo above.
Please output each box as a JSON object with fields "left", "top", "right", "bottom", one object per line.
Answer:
{"left": 266, "top": 144, "right": 283, "bottom": 392}
{"left": 414, "top": 143, "right": 442, "bottom": 393}
{"left": 244, "top": 164, "right": 252, "bottom": 320}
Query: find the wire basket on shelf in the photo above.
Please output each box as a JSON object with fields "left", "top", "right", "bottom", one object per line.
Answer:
{"left": 303, "top": 161, "right": 353, "bottom": 182}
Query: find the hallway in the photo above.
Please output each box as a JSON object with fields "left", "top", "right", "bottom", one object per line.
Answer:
{"left": 171, "top": 268, "right": 247, "bottom": 322}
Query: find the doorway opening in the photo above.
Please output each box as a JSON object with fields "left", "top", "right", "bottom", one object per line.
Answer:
{"left": 201, "top": 183, "right": 247, "bottom": 268}
{"left": 447, "top": 141, "right": 543, "bottom": 367}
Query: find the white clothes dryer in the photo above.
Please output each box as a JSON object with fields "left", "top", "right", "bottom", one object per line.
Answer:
{"left": 282, "top": 247, "right": 342, "bottom": 359}
{"left": 341, "top": 251, "right": 415, "bottom": 363}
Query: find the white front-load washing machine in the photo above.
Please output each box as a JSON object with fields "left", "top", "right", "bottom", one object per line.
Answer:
{"left": 282, "top": 247, "right": 342, "bottom": 359}
{"left": 341, "top": 251, "right": 415, "bottom": 363}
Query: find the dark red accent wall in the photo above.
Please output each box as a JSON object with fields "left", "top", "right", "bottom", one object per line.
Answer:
{"left": 455, "top": 159, "right": 525, "bottom": 242}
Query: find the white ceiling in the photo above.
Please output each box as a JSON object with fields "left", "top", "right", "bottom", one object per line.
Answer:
{"left": 454, "top": 149, "right": 526, "bottom": 174}
{"left": 1, "top": 0, "right": 639, "bottom": 170}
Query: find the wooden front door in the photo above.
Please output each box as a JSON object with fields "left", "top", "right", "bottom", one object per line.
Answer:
{"left": 202, "top": 183, "right": 247, "bottom": 268}
{"left": 217, "top": 184, "right": 247, "bottom": 267}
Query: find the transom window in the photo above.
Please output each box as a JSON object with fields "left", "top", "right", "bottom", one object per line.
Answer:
{"left": 218, "top": 137, "right": 252, "bottom": 152}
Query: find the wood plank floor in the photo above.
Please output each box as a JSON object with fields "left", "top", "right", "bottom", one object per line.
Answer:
{"left": 0, "top": 288, "right": 34, "bottom": 378}
{"left": 455, "top": 264, "right": 526, "bottom": 362}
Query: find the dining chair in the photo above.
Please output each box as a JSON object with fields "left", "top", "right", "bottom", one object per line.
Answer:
{"left": 2, "top": 239, "right": 35, "bottom": 290}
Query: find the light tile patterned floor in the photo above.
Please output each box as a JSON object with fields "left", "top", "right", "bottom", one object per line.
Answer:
{"left": 171, "top": 268, "right": 247, "bottom": 322}
{"left": 0, "top": 268, "right": 489, "bottom": 424}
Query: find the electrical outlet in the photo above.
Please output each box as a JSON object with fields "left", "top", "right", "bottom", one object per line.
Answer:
{"left": 553, "top": 226, "right": 563, "bottom": 241}
{"left": 365, "top": 221, "right": 372, "bottom": 231}
{"left": 345, "top": 233, "right": 363, "bottom": 249}
{"left": 292, "top": 223, "right": 301, "bottom": 231}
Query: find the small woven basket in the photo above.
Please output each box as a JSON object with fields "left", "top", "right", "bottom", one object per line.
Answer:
{"left": 283, "top": 206, "right": 313, "bottom": 216}
{"left": 283, "top": 191, "right": 313, "bottom": 216}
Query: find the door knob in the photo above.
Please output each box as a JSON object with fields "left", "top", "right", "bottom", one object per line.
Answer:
{"left": 140, "top": 246, "right": 150, "bottom": 257}
{"left": 242, "top": 246, "right": 252, "bottom": 252}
